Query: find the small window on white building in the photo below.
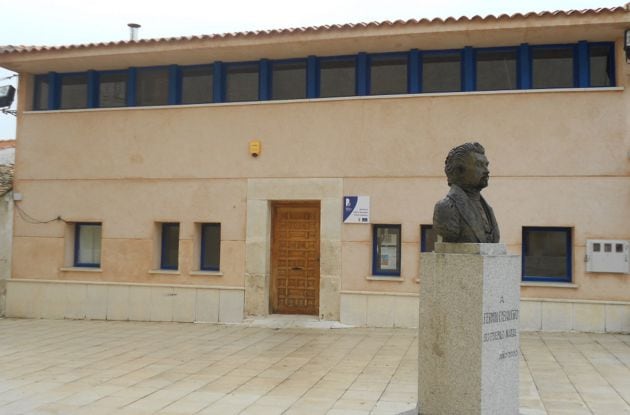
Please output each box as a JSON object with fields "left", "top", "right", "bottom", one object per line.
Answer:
{"left": 475, "top": 49, "right": 517, "bottom": 91}
{"left": 60, "top": 73, "right": 88, "bottom": 109}
{"left": 422, "top": 52, "right": 462, "bottom": 93}
{"left": 136, "top": 68, "right": 169, "bottom": 106}
{"left": 589, "top": 44, "right": 614, "bottom": 87}
{"left": 160, "top": 223, "right": 180, "bottom": 270}
{"left": 319, "top": 57, "right": 356, "bottom": 98}
{"left": 522, "top": 227, "right": 572, "bottom": 282}
{"left": 181, "top": 65, "right": 213, "bottom": 104}
{"left": 532, "top": 47, "right": 574, "bottom": 89}
{"left": 369, "top": 54, "right": 408, "bottom": 95}
{"left": 74, "top": 223, "right": 102, "bottom": 268}
{"left": 373, "top": 224, "right": 401, "bottom": 276}
{"left": 99, "top": 71, "right": 127, "bottom": 108}
{"left": 33, "top": 75, "right": 50, "bottom": 110}
{"left": 200, "top": 223, "right": 221, "bottom": 271}
{"left": 225, "top": 63, "right": 259, "bottom": 102}
{"left": 420, "top": 224, "right": 437, "bottom": 253}
{"left": 272, "top": 60, "right": 307, "bottom": 100}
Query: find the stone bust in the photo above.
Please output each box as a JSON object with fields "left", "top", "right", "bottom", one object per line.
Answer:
{"left": 433, "top": 142, "right": 500, "bottom": 243}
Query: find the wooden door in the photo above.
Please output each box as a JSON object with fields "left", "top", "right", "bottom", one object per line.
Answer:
{"left": 271, "top": 202, "right": 320, "bottom": 315}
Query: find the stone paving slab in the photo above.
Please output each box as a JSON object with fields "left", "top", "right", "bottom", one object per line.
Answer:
{"left": 0, "top": 318, "right": 629, "bottom": 414}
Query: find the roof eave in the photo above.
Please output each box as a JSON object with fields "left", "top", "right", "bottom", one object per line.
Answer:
{"left": 1, "top": 8, "right": 628, "bottom": 73}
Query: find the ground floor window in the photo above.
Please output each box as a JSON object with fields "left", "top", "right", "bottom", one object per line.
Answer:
{"left": 522, "top": 227, "right": 572, "bottom": 282}
{"left": 420, "top": 224, "right": 437, "bottom": 252}
{"left": 161, "top": 223, "right": 180, "bottom": 270}
{"left": 200, "top": 223, "right": 221, "bottom": 271}
{"left": 372, "top": 224, "right": 401, "bottom": 276}
{"left": 74, "top": 223, "right": 102, "bottom": 267}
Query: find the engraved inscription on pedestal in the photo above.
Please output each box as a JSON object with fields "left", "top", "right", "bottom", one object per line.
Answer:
{"left": 482, "top": 308, "right": 518, "bottom": 346}
{"left": 479, "top": 257, "right": 520, "bottom": 415}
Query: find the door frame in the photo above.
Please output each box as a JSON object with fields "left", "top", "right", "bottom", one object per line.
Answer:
{"left": 243, "top": 178, "right": 342, "bottom": 321}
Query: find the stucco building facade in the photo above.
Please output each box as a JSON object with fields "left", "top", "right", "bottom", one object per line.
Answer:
{"left": 0, "top": 141, "right": 15, "bottom": 316}
{"left": 1, "top": 7, "right": 629, "bottom": 331}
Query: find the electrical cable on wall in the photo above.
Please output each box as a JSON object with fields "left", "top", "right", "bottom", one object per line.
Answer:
{"left": 13, "top": 200, "right": 64, "bottom": 224}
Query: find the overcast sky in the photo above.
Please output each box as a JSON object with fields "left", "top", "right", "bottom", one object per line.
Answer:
{"left": 0, "top": 0, "right": 623, "bottom": 139}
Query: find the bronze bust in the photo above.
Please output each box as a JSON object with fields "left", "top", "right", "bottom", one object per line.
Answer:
{"left": 433, "top": 142, "right": 500, "bottom": 243}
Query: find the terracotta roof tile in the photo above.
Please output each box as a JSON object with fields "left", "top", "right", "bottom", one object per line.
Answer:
{"left": 0, "top": 7, "right": 627, "bottom": 55}
{"left": 0, "top": 46, "right": 30, "bottom": 53}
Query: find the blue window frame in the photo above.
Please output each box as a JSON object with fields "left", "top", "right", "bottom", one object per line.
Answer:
{"left": 357, "top": 52, "right": 368, "bottom": 95}
{"left": 522, "top": 227, "right": 572, "bottom": 282}
{"left": 372, "top": 224, "right": 401, "bottom": 276}
{"left": 31, "top": 41, "right": 617, "bottom": 111}
{"left": 160, "top": 223, "right": 180, "bottom": 270}
{"left": 74, "top": 223, "right": 102, "bottom": 268}
{"left": 200, "top": 223, "right": 221, "bottom": 271}
{"left": 420, "top": 224, "right": 436, "bottom": 253}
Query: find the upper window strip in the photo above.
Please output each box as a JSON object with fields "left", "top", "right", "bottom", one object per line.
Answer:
{"left": 31, "top": 41, "right": 616, "bottom": 111}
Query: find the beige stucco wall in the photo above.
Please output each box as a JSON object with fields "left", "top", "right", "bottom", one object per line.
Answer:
{"left": 0, "top": 191, "right": 12, "bottom": 315}
{"left": 0, "top": 144, "right": 15, "bottom": 315}
{"left": 13, "top": 87, "right": 630, "bottom": 298}
{"left": 6, "top": 15, "right": 630, "bottom": 323}
{"left": 10, "top": 85, "right": 630, "bottom": 321}
{"left": 14, "top": 89, "right": 629, "bottom": 181}
{"left": 12, "top": 179, "right": 247, "bottom": 287}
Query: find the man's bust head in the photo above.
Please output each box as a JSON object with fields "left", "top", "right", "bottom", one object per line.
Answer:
{"left": 433, "top": 142, "right": 500, "bottom": 243}
{"left": 444, "top": 142, "right": 490, "bottom": 192}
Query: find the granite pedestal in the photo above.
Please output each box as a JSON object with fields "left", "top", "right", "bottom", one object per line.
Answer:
{"left": 416, "top": 243, "right": 520, "bottom": 415}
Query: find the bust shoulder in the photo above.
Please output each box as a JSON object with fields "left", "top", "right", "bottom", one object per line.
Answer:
{"left": 436, "top": 185, "right": 467, "bottom": 210}
{"left": 434, "top": 194, "right": 457, "bottom": 212}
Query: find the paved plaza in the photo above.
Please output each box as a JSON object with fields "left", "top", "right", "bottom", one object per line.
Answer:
{"left": 0, "top": 318, "right": 629, "bottom": 414}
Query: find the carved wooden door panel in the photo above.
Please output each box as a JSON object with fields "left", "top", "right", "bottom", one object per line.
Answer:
{"left": 271, "top": 202, "right": 320, "bottom": 315}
